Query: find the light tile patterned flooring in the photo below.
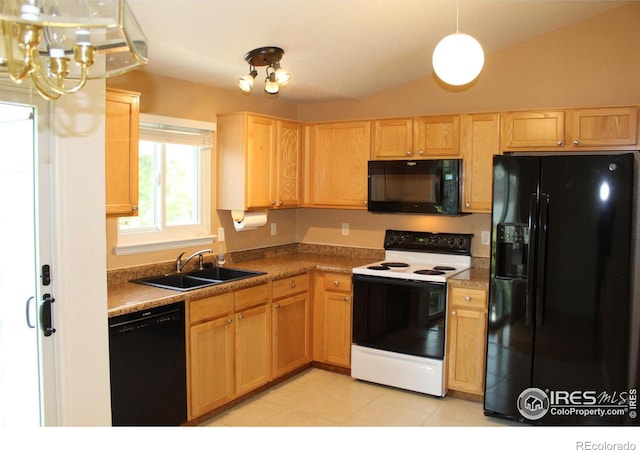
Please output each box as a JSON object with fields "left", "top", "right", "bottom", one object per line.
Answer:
{"left": 201, "top": 367, "right": 514, "bottom": 427}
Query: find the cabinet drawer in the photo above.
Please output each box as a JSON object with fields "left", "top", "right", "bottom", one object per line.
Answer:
{"left": 450, "top": 287, "right": 487, "bottom": 310}
{"left": 190, "top": 293, "right": 234, "bottom": 324}
{"left": 235, "top": 283, "right": 269, "bottom": 311}
{"left": 272, "top": 274, "right": 308, "bottom": 299}
{"left": 323, "top": 273, "right": 352, "bottom": 292}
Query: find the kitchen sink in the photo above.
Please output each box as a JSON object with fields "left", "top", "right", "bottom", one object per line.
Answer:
{"left": 131, "top": 267, "right": 266, "bottom": 291}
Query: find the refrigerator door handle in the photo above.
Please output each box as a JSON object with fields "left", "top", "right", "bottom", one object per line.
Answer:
{"left": 525, "top": 193, "right": 538, "bottom": 327}
{"left": 535, "top": 193, "right": 550, "bottom": 327}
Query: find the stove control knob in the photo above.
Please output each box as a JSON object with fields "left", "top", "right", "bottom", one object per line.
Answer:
{"left": 457, "top": 238, "right": 466, "bottom": 246}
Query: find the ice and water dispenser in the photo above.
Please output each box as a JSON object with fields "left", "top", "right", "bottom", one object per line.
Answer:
{"left": 496, "top": 223, "right": 529, "bottom": 279}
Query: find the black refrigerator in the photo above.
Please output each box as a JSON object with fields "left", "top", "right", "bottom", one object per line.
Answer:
{"left": 484, "top": 153, "right": 638, "bottom": 425}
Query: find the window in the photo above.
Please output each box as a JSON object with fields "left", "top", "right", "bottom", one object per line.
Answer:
{"left": 115, "top": 116, "right": 214, "bottom": 255}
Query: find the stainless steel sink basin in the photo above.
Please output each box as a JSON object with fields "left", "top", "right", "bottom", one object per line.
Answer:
{"left": 131, "top": 267, "right": 266, "bottom": 291}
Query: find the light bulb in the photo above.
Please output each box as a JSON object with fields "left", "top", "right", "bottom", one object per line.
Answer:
{"left": 43, "top": 5, "right": 67, "bottom": 57}
{"left": 432, "top": 32, "right": 484, "bottom": 86}
{"left": 264, "top": 73, "right": 279, "bottom": 94}
{"left": 237, "top": 69, "right": 256, "bottom": 93}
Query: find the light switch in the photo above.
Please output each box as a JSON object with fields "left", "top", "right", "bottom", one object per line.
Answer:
{"left": 481, "top": 230, "right": 491, "bottom": 246}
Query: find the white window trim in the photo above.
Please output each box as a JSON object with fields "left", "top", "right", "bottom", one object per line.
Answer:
{"left": 114, "top": 115, "right": 216, "bottom": 256}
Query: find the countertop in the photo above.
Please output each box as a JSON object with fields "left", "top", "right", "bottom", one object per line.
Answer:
{"left": 107, "top": 253, "right": 378, "bottom": 317}
{"left": 448, "top": 267, "right": 491, "bottom": 290}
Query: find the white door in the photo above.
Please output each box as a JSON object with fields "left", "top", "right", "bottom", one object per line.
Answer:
{"left": 0, "top": 85, "right": 57, "bottom": 426}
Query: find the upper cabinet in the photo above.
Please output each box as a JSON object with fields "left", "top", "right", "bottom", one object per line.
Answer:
{"left": 501, "top": 110, "right": 565, "bottom": 150}
{"left": 567, "top": 107, "right": 638, "bottom": 149}
{"left": 460, "top": 113, "right": 501, "bottom": 213}
{"left": 501, "top": 107, "right": 638, "bottom": 151}
{"left": 304, "top": 120, "right": 370, "bottom": 209}
{"left": 371, "top": 115, "right": 460, "bottom": 159}
{"left": 105, "top": 88, "right": 140, "bottom": 216}
{"left": 217, "top": 113, "right": 301, "bottom": 211}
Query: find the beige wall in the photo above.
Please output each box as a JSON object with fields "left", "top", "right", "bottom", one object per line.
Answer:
{"left": 106, "top": 3, "right": 640, "bottom": 269}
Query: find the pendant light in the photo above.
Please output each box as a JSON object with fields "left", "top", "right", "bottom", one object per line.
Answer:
{"left": 432, "top": 0, "right": 484, "bottom": 86}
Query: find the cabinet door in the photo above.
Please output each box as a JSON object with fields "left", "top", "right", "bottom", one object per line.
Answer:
{"left": 323, "top": 291, "right": 352, "bottom": 367}
{"left": 461, "top": 113, "right": 500, "bottom": 213}
{"left": 189, "top": 315, "right": 234, "bottom": 418}
{"left": 276, "top": 120, "right": 301, "bottom": 207}
{"left": 501, "top": 111, "right": 565, "bottom": 150}
{"left": 310, "top": 121, "right": 370, "bottom": 208}
{"left": 372, "top": 118, "right": 413, "bottom": 159}
{"left": 272, "top": 293, "right": 310, "bottom": 378}
{"left": 447, "top": 307, "right": 487, "bottom": 395}
{"left": 413, "top": 115, "right": 460, "bottom": 157}
{"left": 568, "top": 107, "right": 638, "bottom": 149}
{"left": 235, "top": 304, "right": 271, "bottom": 396}
{"left": 246, "top": 115, "right": 276, "bottom": 209}
{"left": 105, "top": 89, "right": 139, "bottom": 216}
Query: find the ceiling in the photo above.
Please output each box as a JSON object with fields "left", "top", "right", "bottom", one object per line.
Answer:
{"left": 126, "top": 0, "right": 634, "bottom": 103}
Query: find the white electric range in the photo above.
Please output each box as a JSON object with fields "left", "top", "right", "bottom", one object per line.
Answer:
{"left": 351, "top": 229, "right": 473, "bottom": 397}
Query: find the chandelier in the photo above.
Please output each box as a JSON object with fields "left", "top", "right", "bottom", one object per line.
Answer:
{"left": 238, "top": 46, "right": 290, "bottom": 95}
{"left": 432, "top": 0, "right": 484, "bottom": 86}
{"left": 0, "top": 0, "right": 148, "bottom": 100}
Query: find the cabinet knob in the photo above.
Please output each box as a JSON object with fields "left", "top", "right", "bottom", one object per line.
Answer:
{"left": 557, "top": 140, "right": 564, "bottom": 146}
{"left": 290, "top": 281, "right": 296, "bottom": 288}
{"left": 278, "top": 201, "right": 284, "bottom": 206}
{"left": 465, "top": 203, "right": 470, "bottom": 208}
{"left": 363, "top": 200, "right": 367, "bottom": 205}
{"left": 418, "top": 150, "right": 425, "bottom": 156}
{"left": 334, "top": 280, "right": 340, "bottom": 286}
{"left": 227, "top": 318, "right": 233, "bottom": 324}
{"left": 237, "top": 314, "right": 244, "bottom": 320}
{"left": 406, "top": 150, "right": 412, "bottom": 156}
{"left": 275, "top": 304, "right": 280, "bottom": 309}
{"left": 132, "top": 205, "right": 138, "bottom": 212}
{"left": 452, "top": 310, "right": 457, "bottom": 316}
{"left": 344, "top": 296, "right": 350, "bottom": 302}
{"left": 464, "top": 295, "right": 471, "bottom": 302}
{"left": 573, "top": 140, "right": 580, "bottom": 146}
{"left": 271, "top": 200, "right": 276, "bottom": 206}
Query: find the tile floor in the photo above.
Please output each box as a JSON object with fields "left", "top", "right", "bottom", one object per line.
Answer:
{"left": 201, "top": 367, "right": 514, "bottom": 427}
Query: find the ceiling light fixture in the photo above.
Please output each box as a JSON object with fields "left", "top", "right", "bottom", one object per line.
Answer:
{"left": 0, "top": 0, "right": 148, "bottom": 100}
{"left": 432, "top": 0, "right": 484, "bottom": 86}
{"left": 238, "top": 46, "right": 289, "bottom": 95}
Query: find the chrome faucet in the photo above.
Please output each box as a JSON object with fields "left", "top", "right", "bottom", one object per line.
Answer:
{"left": 176, "top": 248, "right": 212, "bottom": 273}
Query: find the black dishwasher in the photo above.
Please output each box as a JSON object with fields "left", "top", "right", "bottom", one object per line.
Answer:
{"left": 108, "top": 302, "right": 187, "bottom": 426}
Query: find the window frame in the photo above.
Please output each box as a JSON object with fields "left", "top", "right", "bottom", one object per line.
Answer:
{"left": 114, "top": 114, "right": 216, "bottom": 256}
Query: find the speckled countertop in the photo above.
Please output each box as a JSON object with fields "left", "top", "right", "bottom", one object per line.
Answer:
{"left": 107, "top": 244, "right": 491, "bottom": 317}
{"left": 107, "top": 251, "right": 379, "bottom": 317}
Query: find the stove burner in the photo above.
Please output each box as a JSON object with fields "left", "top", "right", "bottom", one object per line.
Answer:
{"left": 433, "top": 266, "right": 456, "bottom": 271}
{"left": 414, "top": 269, "right": 446, "bottom": 276}
{"left": 367, "top": 265, "right": 391, "bottom": 270}
{"left": 381, "top": 262, "right": 410, "bottom": 268}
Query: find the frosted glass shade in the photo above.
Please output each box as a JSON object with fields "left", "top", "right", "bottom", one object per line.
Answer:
{"left": 432, "top": 32, "right": 484, "bottom": 86}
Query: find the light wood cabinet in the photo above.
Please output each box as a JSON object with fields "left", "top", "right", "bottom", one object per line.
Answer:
{"left": 567, "top": 107, "right": 638, "bottom": 149}
{"left": 187, "top": 283, "right": 270, "bottom": 420}
{"left": 413, "top": 115, "right": 460, "bottom": 157}
{"left": 271, "top": 274, "right": 310, "bottom": 378}
{"left": 460, "top": 113, "right": 501, "bottom": 213}
{"left": 304, "top": 121, "right": 370, "bottom": 208}
{"left": 188, "top": 293, "right": 235, "bottom": 418}
{"left": 446, "top": 285, "right": 488, "bottom": 396}
{"left": 313, "top": 272, "right": 352, "bottom": 368}
{"left": 371, "top": 118, "right": 414, "bottom": 159}
{"left": 217, "top": 113, "right": 301, "bottom": 211}
{"left": 105, "top": 88, "right": 139, "bottom": 216}
{"left": 501, "top": 110, "right": 565, "bottom": 150}
{"left": 502, "top": 107, "right": 639, "bottom": 152}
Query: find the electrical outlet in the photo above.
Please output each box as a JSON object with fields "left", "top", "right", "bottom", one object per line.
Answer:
{"left": 217, "top": 227, "right": 225, "bottom": 242}
{"left": 341, "top": 223, "right": 349, "bottom": 236}
{"left": 271, "top": 223, "right": 277, "bottom": 236}
{"left": 481, "top": 230, "right": 491, "bottom": 246}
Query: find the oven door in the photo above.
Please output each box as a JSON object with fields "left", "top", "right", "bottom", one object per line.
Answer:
{"left": 352, "top": 274, "right": 447, "bottom": 359}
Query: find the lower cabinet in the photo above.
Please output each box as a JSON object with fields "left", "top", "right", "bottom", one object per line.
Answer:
{"left": 446, "top": 285, "right": 488, "bottom": 396}
{"left": 272, "top": 273, "right": 310, "bottom": 378}
{"left": 187, "top": 283, "right": 270, "bottom": 420}
{"left": 313, "top": 272, "right": 352, "bottom": 368}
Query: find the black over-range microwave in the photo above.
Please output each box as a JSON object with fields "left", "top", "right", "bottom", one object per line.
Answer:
{"left": 367, "top": 159, "right": 464, "bottom": 215}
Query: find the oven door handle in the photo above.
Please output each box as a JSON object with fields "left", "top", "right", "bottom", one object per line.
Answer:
{"left": 353, "top": 274, "right": 445, "bottom": 288}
